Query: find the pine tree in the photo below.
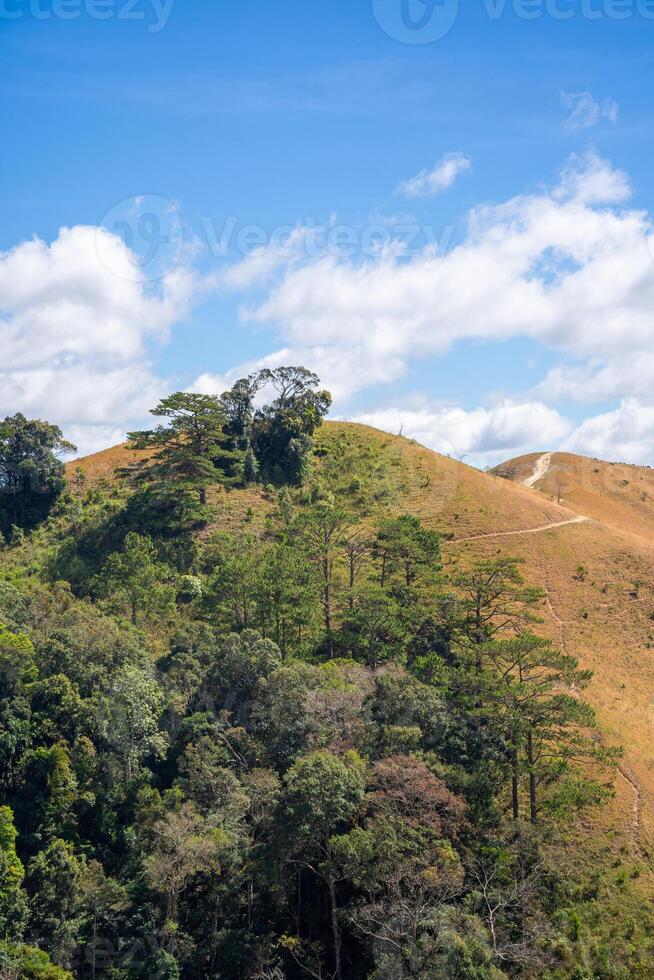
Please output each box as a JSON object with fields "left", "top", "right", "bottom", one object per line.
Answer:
{"left": 127, "top": 392, "right": 240, "bottom": 506}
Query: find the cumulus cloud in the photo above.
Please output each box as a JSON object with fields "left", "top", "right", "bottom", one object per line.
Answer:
{"left": 194, "top": 345, "right": 405, "bottom": 405}
{"left": 563, "top": 399, "right": 654, "bottom": 465}
{"left": 352, "top": 401, "right": 572, "bottom": 467}
{"left": 6, "top": 150, "right": 654, "bottom": 467}
{"left": 206, "top": 149, "right": 654, "bottom": 465}
{"left": 350, "top": 397, "right": 654, "bottom": 469}
{"left": 397, "top": 152, "right": 471, "bottom": 198}
{"left": 231, "top": 151, "right": 651, "bottom": 383}
{"left": 534, "top": 353, "right": 654, "bottom": 405}
{"left": 562, "top": 91, "right": 619, "bottom": 130}
{"left": 0, "top": 225, "right": 197, "bottom": 455}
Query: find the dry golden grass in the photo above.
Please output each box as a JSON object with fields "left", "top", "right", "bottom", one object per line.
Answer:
{"left": 66, "top": 441, "right": 151, "bottom": 482}
{"left": 69, "top": 424, "right": 654, "bottom": 858}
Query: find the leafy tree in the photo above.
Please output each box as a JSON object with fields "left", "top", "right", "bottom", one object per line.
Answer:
{"left": 374, "top": 514, "right": 440, "bottom": 590}
{"left": 298, "top": 499, "right": 353, "bottom": 657}
{"left": 332, "top": 757, "right": 469, "bottom": 980}
{"left": 0, "top": 942, "right": 73, "bottom": 978}
{"left": 283, "top": 749, "right": 366, "bottom": 980}
{"left": 220, "top": 374, "right": 269, "bottom": 482}
{"left": 97, "top": 663, "right": 167, "bottom": 781}
{"left": 79, "top": 861, "right": 129, "bottom": 980}
{"left": 127, "top": 392, "right": 238, "bottom": 505}
{"left": 254, "top": 542, "right": 319, "bottom": 656}
{"left": 339, "top": 586, "right": 408, "bottom": 667}
{"left": 252, "top": 367, "right": 332, "bottom": 485}
{"left": 145, "top": 802, "right": 222, "bottom": 952}
{"left": 204, "top": 532, "right": 262, "bottom": 632}
{"left": 483, "top": 634, "right": 614, "bottom": 822}
{"left": 0, "top": 623, "right": 36, "bottom": 792}
{"left": 0, "top": 622, "right": 37, "bottom": 701}
{"left": 340, "top": 530, "right": 371, "bottom": 611}
{"left": 16, "top": 744, "right": 77, "bottom": 845}
{"left": 26, "top": 839, "right": 86, "bottom": 970}
{"left": 0, "top": 806, "right": 28, "bottom": 941}
{"left": 0, "top": 414, "right": 75, "bottom": 535}
{"left": 96, "top": 531, "right": 175, "bottom": 625}
{"left": 452, "top": 558, "right": 544, "bottom": 660}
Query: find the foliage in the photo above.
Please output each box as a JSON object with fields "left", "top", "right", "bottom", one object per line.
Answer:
{"left": 0, "top": 414, "right": 75, "bottom": 536}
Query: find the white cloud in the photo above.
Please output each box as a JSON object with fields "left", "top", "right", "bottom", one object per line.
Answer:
{"left": 351, "top": 397, "right": 654, "bottom": 469}
{"left": 208, "top": 149, "right": 654, "bottom": 465}
{"left": 397, "top": 152, "right": 471, "bottom": 198}
{"left": 352, "top": 401, "right": 572, "bottom": 467}
{"left": 534, "top": 353, "right": 654, "bottom": 404}
{"left": 5, "top": 151, "right": 654, "bottom": 468}
{"left": 194, "top": 344, "right": 405, "bottom": 404}
{"left": 562, "top": 91, "right": 619, "bottom": 130}
{"left": 234, "top": 151, "right": 651, "bottom": 388}
{"left": 0, "top": 225, "right": 197, "bottom": 455}
{"left": 563, "top": 399, "right": 654, "bottom": 466}
{"left": 554, "top": 149, "right": 630, "bottom": 205}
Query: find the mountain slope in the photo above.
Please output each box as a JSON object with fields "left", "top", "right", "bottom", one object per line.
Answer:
{"left": 69, "top": 424, "right": 654, "bottom": 848}
{"left": 494, "top": 450, "right": 654, "bottom": 544}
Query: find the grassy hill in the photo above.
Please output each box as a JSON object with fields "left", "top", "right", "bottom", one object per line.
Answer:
{"left": 69, "top": 424, "right": 654, "bottom": 853}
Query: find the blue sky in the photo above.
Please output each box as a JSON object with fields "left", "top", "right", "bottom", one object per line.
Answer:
{"left": 2, "top": 0, "right": 654, "bottom": 464}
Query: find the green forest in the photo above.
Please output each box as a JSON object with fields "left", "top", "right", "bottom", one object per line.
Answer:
{"left": 0, "top": 368, "right": 650, "bottom": 979}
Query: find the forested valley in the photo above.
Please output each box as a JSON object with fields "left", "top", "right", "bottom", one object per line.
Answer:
{"left": 0, "top": 368, "right": 649, "bottom": 979}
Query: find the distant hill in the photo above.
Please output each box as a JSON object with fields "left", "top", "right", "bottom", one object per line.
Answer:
{"left": 493, "top": 450, "right": 654, "bottom": 545}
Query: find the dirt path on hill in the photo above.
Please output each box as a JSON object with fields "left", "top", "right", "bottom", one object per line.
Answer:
{"left": 450, "top": 514, "right": 589, "bottom": 543}
{"left": 523, "top": 452, "right": 553, "bottom": 489}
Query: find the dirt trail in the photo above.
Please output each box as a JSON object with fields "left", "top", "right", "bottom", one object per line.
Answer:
{"left": 544, "top": 587, "right": 642, "bottom": 846}
{"left": 451, "top": 514, "right": 588, "bottom": 544}
{"left": 523, "top": 452, "right": 553, "bottom": 489}
{"left": 617, "top": 767, "right": 642, "bottom": 841}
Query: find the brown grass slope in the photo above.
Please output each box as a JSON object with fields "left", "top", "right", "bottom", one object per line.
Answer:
{"left": 495, "top": 450, "right": 654, "bottom": 544}
{"left": 69, "top": 424, "right": 654, "bottom": 850}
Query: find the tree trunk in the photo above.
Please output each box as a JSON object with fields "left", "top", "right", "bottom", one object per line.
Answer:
{"left": 323, "top": 557, "right": 333, "bottom": 657}
{"left": 91, "top": 914, "right": 97, "bottom": 980}
{"left": 327, "top": 874, "right": 342, "bottom": 980}
{"left": 512, "top": 748, "right": 520, "bottom": 820}
{"left": 527, "top": 730, "right": 537, "bottom": 824}
{"left": 199, "top": 486, "right": 207, "bottom": 506}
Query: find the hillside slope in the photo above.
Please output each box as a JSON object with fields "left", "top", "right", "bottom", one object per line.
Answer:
{"left": 494, "top": 450, "right": 654, "bottom": 544}
{"left": 70, "top": 424, "right": 654, "bottom": 849}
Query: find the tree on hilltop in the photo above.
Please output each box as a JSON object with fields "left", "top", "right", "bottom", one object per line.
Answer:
{"left": 126, "top": 392, "right": 240, "bottom": 507}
